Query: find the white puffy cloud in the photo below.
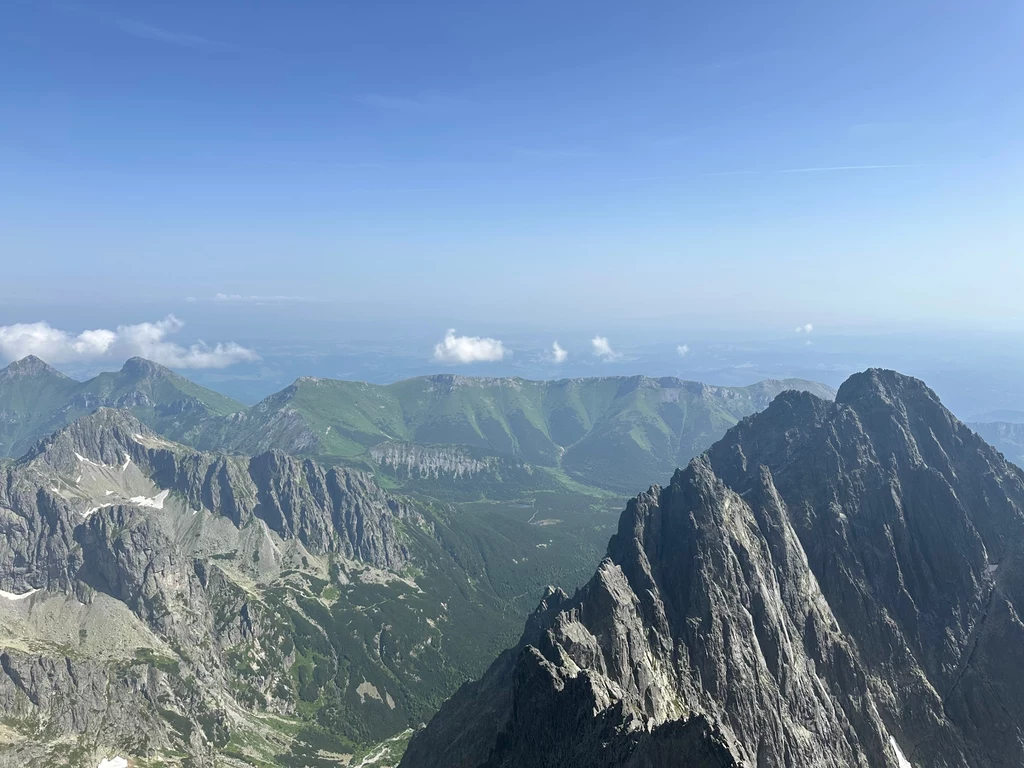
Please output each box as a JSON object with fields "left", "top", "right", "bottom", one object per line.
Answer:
{"left": 432, "top": 329, "right": 505, "bottom": 364}
{"left": 795, "top": 323, "right": 814, "bottom": 333}
{"left": 551, "top": 341, "right": 568, "bottom": 363}
{"left": 591, "top": 336, "right": 621, "bottom": 361}
{"left": 677, "top": 344, "right": 690, "bottom": 357}
{"left": 0, "top": 315, "right": 259, "bottom": 369}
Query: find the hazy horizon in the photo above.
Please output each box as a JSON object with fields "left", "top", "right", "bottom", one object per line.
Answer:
{"left": 4, "top": 307, "right": 1022, "bottom": 423}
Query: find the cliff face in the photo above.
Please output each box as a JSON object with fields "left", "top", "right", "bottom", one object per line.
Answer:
{"left": 401, "top": 369, "right": 1024, "bottom": 768}
{"left": 0, "top": 408, "right": 414, "bottom": 764}
{"left": 10, "top": 407, "right": 408, "bottom": 577}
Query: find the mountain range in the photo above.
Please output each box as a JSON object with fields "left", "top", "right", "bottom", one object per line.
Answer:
{"left": 8, "top": 357, "right": 1020, "bottom": 766}
{"left": 1, "top": 408, "right": 597, "bottom": 766}
{"left": 0, "top": 356, "right": 242, "bottom": 460}
{"left": 401, "top": 369, "right": 1024, "bottom": 767}
{"left": 0, "top": 356, "right": 838, "bottom": 765}
{"left": 0, "top": 356, "right": 834, "bottom": 496}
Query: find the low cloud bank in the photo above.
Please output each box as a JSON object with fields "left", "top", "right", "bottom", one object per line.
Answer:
{"left": 0, "top": 315, "right": 259, "bottom": 369}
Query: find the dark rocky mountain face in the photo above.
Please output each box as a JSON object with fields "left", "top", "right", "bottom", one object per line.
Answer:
{"left": 0, "top": 408, "right": 419, "bottom": 764}
{"left": 401, "top": 369, "right": 1024, "bottom": 768}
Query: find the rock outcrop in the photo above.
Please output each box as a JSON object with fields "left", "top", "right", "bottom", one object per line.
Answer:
{"left": 0, "top": 408, "right": 415, "bottom": 764}
{"left": 401, "top": 369, "right": 1024, "bottom": 768}
{"left": 15, "top": 408, "right": 409, "bottom": 573}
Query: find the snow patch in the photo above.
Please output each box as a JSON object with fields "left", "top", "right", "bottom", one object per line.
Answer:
{"left": 889, "top": 736, "right": 912, "bottom": 768}
{"left": 127, "top": 489, "right": 170, "bottom": 509}
{"left": 105, "top": 490, "right": 115, "bottom": 495}
{"left": 98, "top": 758, "right": 128, "bottom": 768}
{"left": 74, "top": 452, "right": 99, "bottom": 466}
{"left": 985, "top": 562, "right": 999, "bottom": 577}
{"left": 0, "top": 588, "right": 38, "bottom": 601}
{"left": 122, "top": 455, "right": 131, "bottom": 471}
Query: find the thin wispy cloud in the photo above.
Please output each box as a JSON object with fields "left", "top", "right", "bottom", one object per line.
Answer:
{"left": 591, "top": 336, "right": 621, "bottom": 361}
{"left": 551, "top": 341, "right": 568, "bottom": 363}
{"left": 780, "top": 164, "right": 923, "bottom": 174}
{"left": 848, "top": 122, "right": 911, "bottom": 139}
{"left": 795, "top": 323, "right": 814, "bottom": 333}
{"left": 677, "top": 344, "right": 690, "bottom": 357}
{"left": 214, "top": 293, "right": 311, "bottom": 304}
{"left": 515, "top": 147, "right": 599, "bottom": 159}
{"left": 329, "top": 162, "right": 389, "bottom": 169}
{"left": 186, "top": 294, "right": 313, "bottom": 304}
{"left": 647, "top": 134, "right": 690, "bottom": 149}
{"left": 0, "top": 315, "right": 259, "bottom": 369}
{"left": 701, "top": 48, "right": 789, "bottom": 73}
{"left": 616, "top": 174, "right": 674, "bottom": 184}
{"left": 705, "top": 164, "right": 922, "bottom": 177}
{"left": 357, "top": 93, "right": 432, "bottom": 111}
{"left": 53, "top": 4, "right": 232, "bottom": 51}
{"left": 355, "top": 91, "right": 468, "bottom": 112}
{"left": 361, "top": 186, "right": 446, "bottom": 194}
{"left": 433, "top": 329, "right": 505, "bottom": 364}
{"left": 703, "top": 170, "right": 762, "bottom": 177}
{"left": 116, "top": 20, "right": 228, "bottom": 50}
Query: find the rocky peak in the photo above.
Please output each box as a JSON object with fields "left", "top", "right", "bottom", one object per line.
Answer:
{"left": 18, "top": 407, "right": 150, "bottom": 469}
{"left": 402, "top": 368, "right": 1024, "bottom": 768}
{"left": 834, "top": 367, "right": 932, "bottom": 407}
{"left": 0, "top": 354, "right": 69, "bottom": 380}
{"left": 120, "top": 356, "right": 173, "bottom": 380}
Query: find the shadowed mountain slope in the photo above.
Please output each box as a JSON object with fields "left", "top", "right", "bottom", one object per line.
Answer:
{"left": 401, "top": 369, "right": 1024, "bottom": 768}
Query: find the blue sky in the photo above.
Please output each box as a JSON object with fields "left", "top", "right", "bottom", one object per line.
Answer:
{"left": 1, "top": 0, "right": 1023, "bottom": 357}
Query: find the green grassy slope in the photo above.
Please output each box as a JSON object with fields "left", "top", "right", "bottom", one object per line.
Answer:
{"left": 227, "top": 374, "right": 834, "bottom": 493}
{"left": 0, "top": 355, "right": 833, "bottom": 495}
{"left": 0, "top": 356, "right": 81, "bottom": 457}
{"left": 0, "top": 356, "right": 245, "bottom": 457}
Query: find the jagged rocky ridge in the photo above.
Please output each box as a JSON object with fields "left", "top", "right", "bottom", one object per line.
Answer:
{"left": 4, "top": 408, "right": 409, "bottom": 589}
{"left": 0, "top": 408, "right": 414, "bottom": 765}
{"left": 401, "top": 369, "right": 1024, "bottom": 768}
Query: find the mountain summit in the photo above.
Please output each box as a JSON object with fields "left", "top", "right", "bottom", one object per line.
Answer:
{"left": 0, "top": 354, "right": 70, "bottom": 379}
{"left": 401, "top": 369, "right": 1024, "bottom": 768}
{"left": 0, "top": 355, "right": 244, "bottom": 458}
